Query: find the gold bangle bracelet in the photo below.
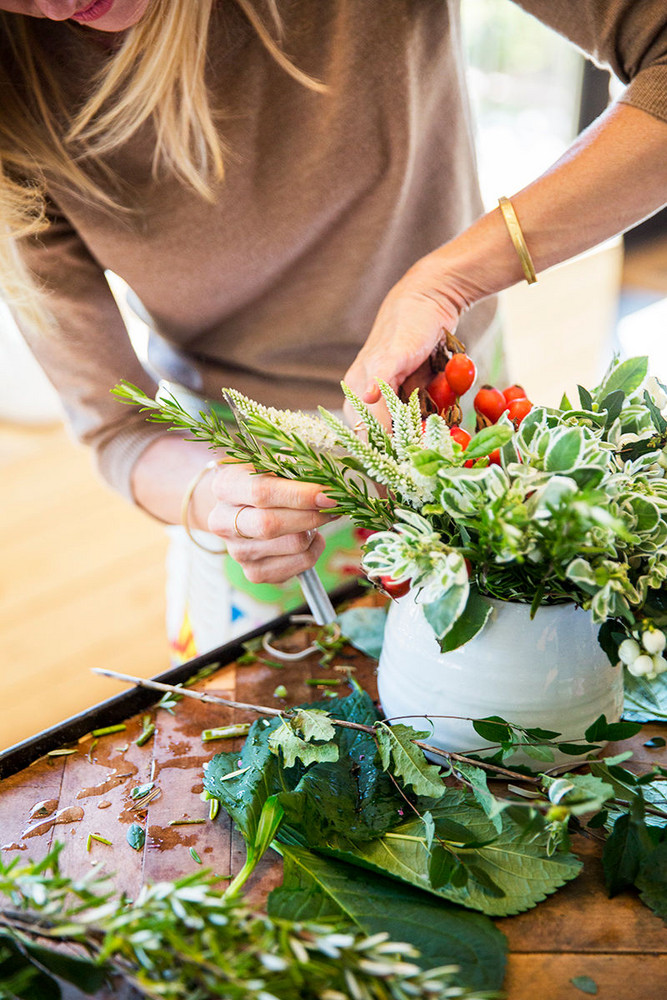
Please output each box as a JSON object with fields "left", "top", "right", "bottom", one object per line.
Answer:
{"left": 498, "top": 196, "right": 537, "bottom": 285}
{"left": 180, "top": 459, "right": 227, "bottom": 555}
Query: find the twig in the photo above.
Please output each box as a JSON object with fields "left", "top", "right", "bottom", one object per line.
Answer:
{"left": 95, "top": 668, "right": 541, "bottom": 784}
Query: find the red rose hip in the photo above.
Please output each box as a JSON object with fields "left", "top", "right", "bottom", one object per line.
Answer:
{"left": 426, "top": 372, "right": 457, "bottom": 412}
{"left": 444, "top": 353, "right": 476, "bottom": 396}
{"left": 474, "top": 385, "right": 507, "bottom": 424}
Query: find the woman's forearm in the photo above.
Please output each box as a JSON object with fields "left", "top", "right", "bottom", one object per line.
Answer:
{"left": 346, "top": 102, "right": 667, "bottom": 410}
{"left": 131, "top": 435, "right": 218, "bottom": 530}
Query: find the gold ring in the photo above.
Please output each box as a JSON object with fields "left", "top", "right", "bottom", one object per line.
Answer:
{"left": 233, "top": 504, "right": 253, "bottom": 539}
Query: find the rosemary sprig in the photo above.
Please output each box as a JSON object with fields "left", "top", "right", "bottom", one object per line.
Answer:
{"left": 0, "top": 847, "right": 494, "bottom": 1000}
{"left": 112, "top": 381, "right": 395, "bottom": 530}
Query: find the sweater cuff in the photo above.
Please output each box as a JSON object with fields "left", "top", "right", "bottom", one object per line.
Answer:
{"left": 620, "top": 65, "right": 667, "bottom": 124}
{"left": 94, "top": 420, "right": 176, "bottom": 504}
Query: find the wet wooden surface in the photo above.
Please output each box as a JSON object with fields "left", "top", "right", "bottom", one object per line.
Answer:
{"left": 1, "top": 602, "right": 667, "bottom": 1000}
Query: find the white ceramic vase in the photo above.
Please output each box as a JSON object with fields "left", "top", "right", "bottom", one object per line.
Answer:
{"left": 377, "top": 592, "right": 624, "bottom": 769}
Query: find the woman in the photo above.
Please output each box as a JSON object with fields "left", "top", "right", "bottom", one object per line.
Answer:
{"left": 2, "top": 0, "right": 666, "bottom": 656}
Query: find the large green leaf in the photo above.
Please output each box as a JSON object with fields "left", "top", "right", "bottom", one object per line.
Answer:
{"left": 597, "top": 356, "right": 648, "bottom": 399}
{"left": 320, "top": 791, "right": 582, "bottom": 916}
{"left": 375, "top": 723, "right": 445, "bottom": 798}
{"left": 336, "top": 607, "right": 387, "bottom": 660}
{"left": 268, "top": 845, "right": 508, "bottom": 992}
{"left": 636, "top": 842, "right": 667, "bottom": 922}
{"left": 623, "top": 671, "right": 667, "bottom": 723}
{"left": 203, "top": 716, "right": 284, "bottom": 841}
{"left": 438, "top": 586, "right": 492, "bottom": 653}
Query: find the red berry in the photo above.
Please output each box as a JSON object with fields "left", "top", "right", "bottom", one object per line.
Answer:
{"left": 474, "top": 385, "right": 507, "bottom": 424}
{"left": 450, "top": 426, "right": 471, "bottom": 449}
{"left": 444, "top": 354, "right": 476, "bottom": 396}
{"left": 502, "top": 384, "right": 527, "bottom": 405}
{"left": 507, "top": 397, "right": 533, "bottom": 427}
{"left": 379, "top": 575, "right": 411, "bottom": 599}
{"left": 427, "top": 372, "right": 457, "bottom": 412}
{"left": 488, "top": 449, "right": 502, "bottom": 465}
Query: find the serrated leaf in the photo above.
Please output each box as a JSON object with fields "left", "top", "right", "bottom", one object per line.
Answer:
{"left": 601, "top": 813, "right": 646, "bottom": 896}
{"left": 290, "top": 708, "right": 337, "bottom": 742}
{"left": 375, "top": 723, "right": 445, "bottom": 798}
{"left": 636, "top": 842, "right": 667, "bottom": 922}
{"left": 269, "top": 719, "right": 340, "bottom": 768}
{"left": 321, "top": 790, "right": 582, "bottom": 916}
{"left": 623, "top": 670, "right": 667, "bottom": 723}
{"left": 438, "top": 586, "right": 492, "bottom": 652}
{"left": 454, "top": 760, "right": 505, "bottom": 833}
{"left": 543, "top": 773, "right": 614, "bottom": 816}
{"left": 268, "top": 845, "right": 508, "bottom": 991}
{"left": 336, "top": 607, "right": 387, "bottom": 660}
{"left": 204, "top": 716, "right": 284, "bottom": 842}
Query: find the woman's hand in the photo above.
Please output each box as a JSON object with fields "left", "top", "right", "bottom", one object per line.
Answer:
{"left": 342, "top": 252, "right": 482, "bottom": 427}
{"left": 207, "top": 462, "right": 338, "bottom": 584}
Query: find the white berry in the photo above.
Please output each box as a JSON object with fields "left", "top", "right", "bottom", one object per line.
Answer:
{"left": 618, "top": 638, "right": 641, "bottom": 665}
{"left": 628, "top": 654, "right": 655, "bottom": 677}
{"left": 652, "top": 654, "right": 667, "bottom": 675}
{"left": 642, "top": 629, "right": 667, "bottom": 655}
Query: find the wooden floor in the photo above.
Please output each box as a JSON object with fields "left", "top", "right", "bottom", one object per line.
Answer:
{"left": 1, "top": 236, "right": 666, "bottom": 750}
{"left": 0, "top": 428, "right": 168, "bottom": 748}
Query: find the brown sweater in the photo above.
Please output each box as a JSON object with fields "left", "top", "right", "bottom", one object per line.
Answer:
{"left": 16, "top": 0, "right": 667, "bottom": 500}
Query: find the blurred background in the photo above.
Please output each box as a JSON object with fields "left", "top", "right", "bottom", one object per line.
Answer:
{"left": 2, "top": 2, "right": 666, "bottom": 747}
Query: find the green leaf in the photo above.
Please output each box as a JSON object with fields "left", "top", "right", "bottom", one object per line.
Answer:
{"left": 598, "top": 356, "right": 648, "bottom": 398}
{"left": 269, "top": 720, "right": 340, "bottom": 768}
{"left": 577, "top": 385, "right": 594, "bottom": 410}
{"left": 438, "top": 586, "right": 492, "bottom": 652}
{"left": 645, "top": 737, "right": 667, "bottom": 748}
{"left": 623, "top": 670, "right": 667, "bottom": 723}
{"left": 584, "top": 715, "right": 642, "bottom": 743}
{"left": 472, "top": 716, "right": 513, "bottom": 746}
{"left": 602, "top": 813, "right": 646, "bottom": 896}
{"left": 454, "top": 760, "right": 505, "bottom": 833}
{"left": 204, "top": 716, "right": 284, "bottom": 842}
{"left": 570, "top": 975, "right": 599, "bottom": 995}
{"left": 277, "top": 690, "right": 406, "bottom": 844}
{"left": 544, "top": 428, "right": 584, "bottom": 473}
{"left": 268, "top": 845, "right": 508, "bottom": 992}
{"left": 559, "top": 391, "right": 573, "bottom": 411}
{"left": 321, "top": 790, "right": 583, "bottom": 916}
{"left": 597, "top": 620, "right": 625, "bottom": 667}
{"left": 375, "top": 723, "right": 445, "bottom": 798}
{"left": 126, "top": 823, "right": 145, "bottom": 851}
{"left": 423, "top": 580, "right": 469, "bottom": 640}
{"left": 543, "top": 773, "right": 614, "bottom": 816}
{"left": 411, "top": 448, "right": 447, "bottom": 477}
{"left": 0, "top": 938, "right": 62, "bottom": 1000}
{"left": 336, "top": 607, "right": 387, "bottom": 660}
{"left": 636, "top": 842, "right": 667, "bottom": 922}
{"left": 599, "top": 389, "right": 624, "bottom": 426}
{"left": 291, "top": 708, "right": 337, "bottom": 742}
{"left": 464, "top": 424, "right": 513, "bottom": 459}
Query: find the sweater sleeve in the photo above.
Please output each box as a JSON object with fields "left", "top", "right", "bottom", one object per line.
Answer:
{"left": 512, "top": 0, "right": 667, "bottom": 123}
{"left": 15, "top": 198, "right": 170, "bottom": 502}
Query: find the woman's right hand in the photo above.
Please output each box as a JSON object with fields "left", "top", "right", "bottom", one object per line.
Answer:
{"left": 206, "top": 462, "right": 338, "bottom": 583}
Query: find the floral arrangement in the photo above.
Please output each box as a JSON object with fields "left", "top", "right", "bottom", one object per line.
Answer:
{"left": 114, "top": 352, "right": 667, "bottom": 676}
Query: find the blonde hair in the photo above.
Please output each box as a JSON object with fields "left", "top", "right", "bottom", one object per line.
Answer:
{"left": 0, "top": 0, "right": 322, "bottom": 332}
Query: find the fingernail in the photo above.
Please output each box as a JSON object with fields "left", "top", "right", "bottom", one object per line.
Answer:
{"left": 316, "top": 492, "right": 338, "bottom": 508}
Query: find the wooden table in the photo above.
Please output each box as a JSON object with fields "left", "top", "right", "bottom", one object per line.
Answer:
{"left": 1, "top": 594, "right": 666, "bottom": 1000}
